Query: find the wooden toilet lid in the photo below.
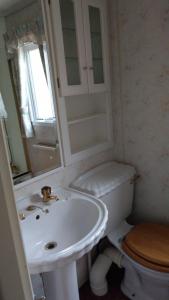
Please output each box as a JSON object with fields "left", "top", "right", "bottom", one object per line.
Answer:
{"left": 123, "top": 241, "right": 169, "bottom": 272}
{"left": 122, "top": 223, "right": 169, "bottom": 271}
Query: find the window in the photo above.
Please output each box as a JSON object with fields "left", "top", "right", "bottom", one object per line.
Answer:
{"left": 23, "top": 43, "right": 55, "bottom": 122}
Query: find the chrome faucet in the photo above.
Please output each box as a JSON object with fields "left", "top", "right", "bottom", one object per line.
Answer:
{"left": 41, "top": 186, "right": 58, "bottom": 203}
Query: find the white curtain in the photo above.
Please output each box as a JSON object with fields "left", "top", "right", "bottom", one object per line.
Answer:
{"left": 0, "top": 92, "right": 7, "bottom": 119}
{"left": 18, "top": 46, "right": 34, "bottom": 138}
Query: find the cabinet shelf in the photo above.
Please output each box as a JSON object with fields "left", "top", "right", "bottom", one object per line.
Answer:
{"left": 65, "top": 57, "right": 78, "bottom": 60}
{"left": 68, "top": 112, "right": 106, "bottom": 126}
{"left": 71, "top": 139, "right": 108, "bottom": 155}
{"left": 93, "top": 58, "right": 103, "bottom": 61}
{"left": 91, "top": 31, "right": 101, "bottom": 35}
{"left": 62, "top": 27, "right": 76, "bottom": 31}
{"left": 32, "top": 143, "right": 59, "bottom": 151}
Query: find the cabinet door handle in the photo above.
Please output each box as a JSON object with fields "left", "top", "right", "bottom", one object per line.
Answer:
{"left": 83, "top": 67, "right": 87, "bottom": 70}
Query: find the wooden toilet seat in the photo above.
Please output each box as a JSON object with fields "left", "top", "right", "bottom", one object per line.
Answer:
{"left": 122, "top": 223, "right": 169, "bottom": 273}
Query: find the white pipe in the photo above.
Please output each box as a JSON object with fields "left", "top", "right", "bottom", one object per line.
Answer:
{"left": 90, "top": 246, "right": 123, "bottom": 296}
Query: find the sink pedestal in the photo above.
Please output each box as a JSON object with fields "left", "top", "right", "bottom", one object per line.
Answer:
{"left": 42, "top": 262, "right": 79, "bottom": 300}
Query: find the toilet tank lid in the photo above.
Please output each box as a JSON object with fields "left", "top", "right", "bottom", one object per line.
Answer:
{"left": 71, "top": 161, "right": 135, "bottom": 198}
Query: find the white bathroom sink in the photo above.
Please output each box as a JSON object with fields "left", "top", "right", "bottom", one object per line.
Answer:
{"left": 20, "top": 189, "right": 108, "bottom": 275}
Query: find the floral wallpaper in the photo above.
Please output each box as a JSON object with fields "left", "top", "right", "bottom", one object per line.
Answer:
{"left": 110, "top": 0, "right": 169, "bottom": 223}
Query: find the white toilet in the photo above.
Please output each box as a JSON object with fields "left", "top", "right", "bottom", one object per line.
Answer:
{"left": 71, "top": 161, "right": 169, "bottom": 300}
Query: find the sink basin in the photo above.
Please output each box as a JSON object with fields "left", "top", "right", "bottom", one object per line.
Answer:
{"left": 20, "top": 188, "right": 108, "bottom": 300}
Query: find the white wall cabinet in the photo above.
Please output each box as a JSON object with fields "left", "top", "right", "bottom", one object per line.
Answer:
{"left": 51, "top": 0, "right": 110, "bottom": 96}
{"left": 45, "top": 0, "right": 113, "bottom": 165}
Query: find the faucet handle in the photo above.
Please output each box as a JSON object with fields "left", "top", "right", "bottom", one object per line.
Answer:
{"left": 41, "top": 185, "right": 51, "bottom": 195}
{"left": 41, "top": 186, "right": 58, "bottom": 202}
{"left": 41, "top": 186, "right": 51, "bottom": 202}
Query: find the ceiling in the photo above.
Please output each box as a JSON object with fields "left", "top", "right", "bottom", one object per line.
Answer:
{"left": 0, "top": 0, "right": 33, "bottom": 16}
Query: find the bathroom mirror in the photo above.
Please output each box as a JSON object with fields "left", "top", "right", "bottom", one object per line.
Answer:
{"left": 0, "top": 0, "right": 62, "bottom": 185}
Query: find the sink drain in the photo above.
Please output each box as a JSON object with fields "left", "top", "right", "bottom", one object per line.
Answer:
{"left": 45, "top": 242, "right": 57, "bottom": 250}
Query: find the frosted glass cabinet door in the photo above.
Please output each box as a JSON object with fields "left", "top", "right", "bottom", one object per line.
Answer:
{"left": 51, "top": 0, "right": 88, "bottom": 96}
{"left": 83, "top": 0, "right": 110, "bottom": 93}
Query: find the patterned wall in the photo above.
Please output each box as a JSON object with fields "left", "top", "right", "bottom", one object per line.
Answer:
{"left": 110, "top": 0, "right": 169, "bottom": 223}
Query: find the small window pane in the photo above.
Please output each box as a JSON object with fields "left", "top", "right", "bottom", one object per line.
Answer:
{"left": 59, "top": 0, "right": 81, "bottom": 85}
{"left": 89, "top": 6, "right": 104, "bottom": 84}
